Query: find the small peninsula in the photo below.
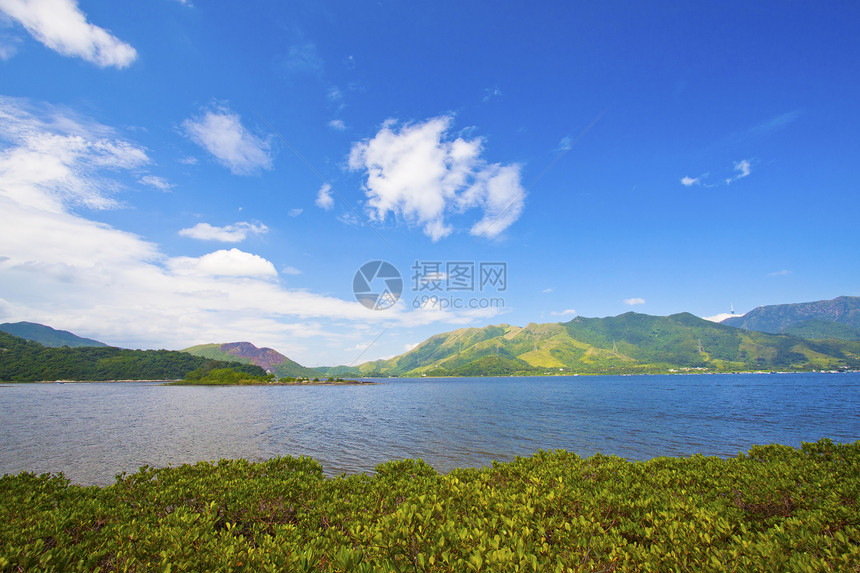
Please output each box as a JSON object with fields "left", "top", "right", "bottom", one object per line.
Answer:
{"left": 163, "top": 367, "right": 371, "bottom": 386}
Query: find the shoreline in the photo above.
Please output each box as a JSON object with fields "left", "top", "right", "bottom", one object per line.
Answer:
{"left": 2, "top": 370, "right": 857, "bottom": 384}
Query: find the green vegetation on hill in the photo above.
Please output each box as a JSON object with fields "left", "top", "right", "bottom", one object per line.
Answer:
{"left": 0, "top": 332, "right": 266, "bottom": 382}
{"left": 337, "top": 312, "right": 860, "bottom": 376}
{"left": 1, "top": 439, "right": 857, "bottom": 571}
{"left": 781, "top": 319, "right": 860, "bottom": 341}
{"left": 0, "top": 321, "right": 107, "bottom": 348}
{"left": 723, "top": 295, "right": 860, "bottom": 340}
{"left": 167, "top": 367, "right": 274, "bottom": 386}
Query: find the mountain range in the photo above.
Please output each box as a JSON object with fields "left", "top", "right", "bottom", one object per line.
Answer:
{"left": 4, "top": 295, "right": 858, "bottom": 379}
{"left": 0, "top": 321, "right": 107, "bottom": 348}
{"left": 721, "top": 296, "right": 860, "bottom": 341}
{"left": 329, "top": 311, "right": 859, "bottom": 376}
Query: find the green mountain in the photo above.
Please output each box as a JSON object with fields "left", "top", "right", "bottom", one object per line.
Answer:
{"left": 182, "top": 342, "right": 318, "bottom": 378}
{"left": 0, "top": 321, "right": 108, "bottom": 348}
{"left": 0, "top": 332, "right": 266, "bottom": 382}
{"left": 341, "top": 312, "right": 860, "bottom": 376}
{"left": 722, "top": 296, "right": 860, "bottom": 340}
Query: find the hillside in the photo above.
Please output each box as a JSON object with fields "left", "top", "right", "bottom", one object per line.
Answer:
{"left": 342, "top": 312, "right": 860, "bottom": 376}
{"left": 0, "top": 322, "right": 108, "bottom": 348}
{"left": 722, "top": 296, "right": 860, "bottom": 340}
{"left": 182, "top": 342, "right": 318, "bottom": 378}
{"left": 0, "top": 332, "right": 266, "bottom": 382}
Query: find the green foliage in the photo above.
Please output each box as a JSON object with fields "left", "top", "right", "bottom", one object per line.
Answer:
{"left": 782, "top": 319, "right": 860, "bottom": 341}
{"left": 0, "top": 332, "right": 266, "bottom": 382}
{"left": 170, "top": 367, "right": 274, "bottom": 385}
{"left": 448, "top": 355, "right": 538, "bottom": 377}
{"left": 172, "top": 369, "right": 364, "bottom": 386}
{"left": 0, "top": 439, "right": 857, "bottom": 571}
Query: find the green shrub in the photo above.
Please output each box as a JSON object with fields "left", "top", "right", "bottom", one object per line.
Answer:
{"left": 1, "top": 439, "right": 858, "bottom": 571}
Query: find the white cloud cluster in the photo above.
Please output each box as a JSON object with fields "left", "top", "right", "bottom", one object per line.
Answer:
{"left": 0, "top": 95, "right": 148, "bottom": 211}
{"left": 726, "top": 159, "right": 751, "bottom": 184}
{"left": 348, "top": 116, "right": 526, "bottom": 241}
{"left": 139, "top": 175, "right": 173, "bottom": 191}
{"left": 178, "top": 221, "right": 268, "bottom": 243}
{"left": 550, "top": 309, "right": 577, "bottom": 317}
{"left": 623, "top": 297, "right": 645, "bottom": 306}
{"left": 168, "top": 248, "right": 277, "bottom": 278}
{"left": 680, "top": 176, "right": 700, "bottom": 187}
{"left": 556, "top": 135, "right": 574, "bottom": 152}
{"left": 0, "top": 98, "right": 506, "bottom": 355}
{"left": 702, "top": 312, "right": 740, "bottom": 323}
{"left": 682, "top": 159, "right": 752, "bottom": 188}
{"left": 0, "top": 0, "right": 137, "bottom": 68}
{"left": 315, "top": 182, "right": 334, "bottom": 210}
{"left": 182, "top": 106, "right": 272, "bottom": 175}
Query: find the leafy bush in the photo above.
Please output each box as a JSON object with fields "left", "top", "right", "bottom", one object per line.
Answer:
{"left": 1, "top": 439, "right": 858, "bottom": 571}
{"left": 174, "top": 367, "right": 273, "bottom": 385}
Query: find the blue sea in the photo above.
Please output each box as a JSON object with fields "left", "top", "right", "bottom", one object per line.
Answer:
{"left": 1, "top": 373, "right": 858, "bottom": 485}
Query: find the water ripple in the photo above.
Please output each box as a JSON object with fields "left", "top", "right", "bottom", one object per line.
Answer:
{"left": 0, "top": 373, "right": 858, "bottom": 484}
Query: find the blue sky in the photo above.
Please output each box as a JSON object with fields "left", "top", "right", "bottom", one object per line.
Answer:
{"left": 0, "top": 0, "right": 858, "bottom": 365}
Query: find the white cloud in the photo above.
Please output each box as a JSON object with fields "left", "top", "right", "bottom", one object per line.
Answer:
{"left": 465, "top": 163, "right": 526, "bottom": 239}
{"left": 0, "top": 23, "right": 22, "bottom": 60}
{"left": 283, "top": 41, "right": 322, "bottom": 75}
{"left": 726, "top": 159, "right": 751, "bottom": 184}
{"left": 403, "top": 341, "right": 419, "bottom": 352}
{"left": 0, "top": 0, "right": 136, "bottom": 68}
{"left": 327, "top": 87, "right": 343, "bottom": 102}
{"left": 328, "top": 119, "right": 346, "bottom": 131}
{"left": 348, "top": 115, "right": 526, "bottom": 241}
{"left": 702, "top": 312, "right": 744, "bottom": 323}
{"left": 482, "top": 86, "right": 502, "bottom": 102}
{"left": 556, "top": 135, "right": 573, "bottom": 152}
{"left": 182, "top": 105, "right": 272, "bottom": 175}
{"left": 623, "top": 297, "right": 645, "bottom": 306}
{"left": 742, "top": 110, "right": 801, "bottom": 140}
{"left": 768, "top": 269, "right": 790, "bottom": 277}
{"left": 550, "top": 308, "right": 576, "bottom": 316}
{"left": 139, "top": 175, "right": 173, "bottom": 191}
{"left": 281, "top": 266, "right": 301, "bottom": 275}
{"left": 178, "top": 221, "right": 268, "bottom": 243}
{"left": 315, "top": 182, "right": 334, "bottom": 210}
{"left": 0, "top": 95, "right": 148, "bottom": 211}
{"left": 288, "top": 208, "right": 302, "bottom": 217}
{"left": 178, "top": 156, "right": 198, "bottom": 165}
{"left": 168, "top": 248, "right": 277, "bottom": 278}
{"left": 0, "top": 42, "right": 16, "bottom": 59}
{"left": 336, "top": 212, "right": 361, "bottom": 227}
{"left": 542, "top": 288, "right": 553, "bottom": 293}
{"left": 681, "top": 176, "right": 699, "bottom": 187}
